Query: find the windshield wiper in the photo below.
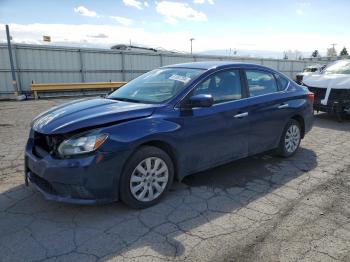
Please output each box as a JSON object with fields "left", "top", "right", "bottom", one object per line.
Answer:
{"left": 108, "top": 97, "right": 142, "bottom": 103}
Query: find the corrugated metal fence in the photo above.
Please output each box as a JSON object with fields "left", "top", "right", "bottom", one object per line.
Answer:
{"left": 0, "top": 43, "right": 313, "bottom": 97}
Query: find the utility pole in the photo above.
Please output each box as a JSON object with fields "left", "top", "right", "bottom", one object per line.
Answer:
{"left": 5, "top": 24, "right": 19, "bottom": 96}
{"left": 190, "top": 38, "right": 195, "bottom": 55}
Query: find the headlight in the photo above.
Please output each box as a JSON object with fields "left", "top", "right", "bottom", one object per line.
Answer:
{"left": 58, "top": 132, "right": 108, "bottom": 157}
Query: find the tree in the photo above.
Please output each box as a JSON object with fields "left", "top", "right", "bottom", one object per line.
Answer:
{"left": 283, "top": 50, "right": 302, "bottom": 60}
{"left": 327, "top": 47, "right": 337, "bottom": 57}
{"left": 340, "top": 47, "right": 349, "bottom": 56}
{"left": 311, "top": 50, "right": 319, "bottom": 58}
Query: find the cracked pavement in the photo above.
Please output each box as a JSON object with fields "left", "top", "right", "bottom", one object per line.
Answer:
{"left": 0, "top": 98, "right": 350, "bottom": 262}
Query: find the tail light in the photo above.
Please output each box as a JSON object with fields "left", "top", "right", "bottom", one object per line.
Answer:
{"left": 306, "top": 92, "right": 314, "bottom": 104}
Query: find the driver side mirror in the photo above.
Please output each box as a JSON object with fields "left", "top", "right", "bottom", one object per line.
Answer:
{"left": 183, "top": 94, "right": 214, "bottom": 108}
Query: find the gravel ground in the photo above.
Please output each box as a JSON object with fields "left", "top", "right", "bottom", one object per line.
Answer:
{"left": 0, "top": 98, "right": 349, "bottom": 262}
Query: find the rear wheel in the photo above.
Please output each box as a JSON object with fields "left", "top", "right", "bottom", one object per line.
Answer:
{"left": 119, "top": 146, "right": 174, "bottom": 208}
{"left": 277, "top": 119, "right": 301, "bottom": 157}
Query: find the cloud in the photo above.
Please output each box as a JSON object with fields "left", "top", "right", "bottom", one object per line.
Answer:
{"left": 73, "top": 6, "right": 99, "bottom": 17}
{"left": 2, "top": 23, "right": 350, "bottom": 54}
{"left": 110, "top": 16, "right": 133, "bottom": 26}
{"left": 122, "top": 0, "right": 143, "bottom": 10}
{"left": 156, "top": 1, "right": 208, "bottom": 25}
{"left": 144, "top": 1, "right": 149, "bottom": 7}
{"left": 296, "top": 2, "right": 310, "bottom": 16}
{"left": 0, "top": 23, "right": 192, "bottom": 50}
{"left": 298, "top": 2, "right": 311, "bottom": 7}
{"left": 87, "top": 33, "right": 108, "bottom": 38}
{"left": 193, "top": 0, "right": 214, "bottom": 4}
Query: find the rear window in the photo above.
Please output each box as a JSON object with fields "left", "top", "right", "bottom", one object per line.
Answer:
{"left": 245, "top": 70, "right": 278, "bottom": 97}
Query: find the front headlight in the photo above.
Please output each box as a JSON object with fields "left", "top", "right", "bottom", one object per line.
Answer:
{"left": 58, "top": 132, "right": 108, "bottom": 157}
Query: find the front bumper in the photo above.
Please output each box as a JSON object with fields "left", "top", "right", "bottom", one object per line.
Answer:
{"left": 25, "top": 137, "right": 130, "bottom": 205}
{"left": 306, "top": 86, "right": 350, "bottom": 114}
{"left": 313, "top": 101, "right": 350, "bottom": 114}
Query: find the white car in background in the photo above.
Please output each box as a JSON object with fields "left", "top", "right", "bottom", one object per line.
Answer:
{"left": 302, "top": 59, "right": 350, "bottom": 120}
{"left": 295, "top": 64, "right": 326, "bottom": 84}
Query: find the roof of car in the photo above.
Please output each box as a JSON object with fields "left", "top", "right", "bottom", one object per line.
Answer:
{"left": 162, "top": 61, "right": 264, "bottom": 70}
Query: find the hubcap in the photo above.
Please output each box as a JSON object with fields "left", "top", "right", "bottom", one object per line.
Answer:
{"left": 285, "top": 124, "right": 300, "bottom": 153}
{"left": 130, "top": 157, "right": 169, "bottom": 202}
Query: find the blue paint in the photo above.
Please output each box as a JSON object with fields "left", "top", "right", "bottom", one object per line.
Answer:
{"left": 25, "top": 62, "right": 314, "bottom": 204}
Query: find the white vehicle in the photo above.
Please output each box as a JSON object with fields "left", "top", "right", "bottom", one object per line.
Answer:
{"left": 295, "top": 64, "right": 326, "bottom": 84}
{"left": 302, "top": 59, "right": 350, "bottom": 119}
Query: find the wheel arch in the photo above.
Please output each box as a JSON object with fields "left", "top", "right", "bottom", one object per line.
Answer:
{"left": 137, "top": 140, "right": 180, "bottom": 181}
{"left": 291, "top": 114, "right": 305, "bottom": 138}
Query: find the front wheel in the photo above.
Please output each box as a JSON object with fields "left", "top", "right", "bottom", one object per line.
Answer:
{"left": 277, "top": 119, "right": 301, "bottom": 157}
{"left": 119, "top": 146, "right": 174, "bottom": 208}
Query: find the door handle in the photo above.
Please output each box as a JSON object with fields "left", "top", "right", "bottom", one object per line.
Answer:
{"left": 234, "top": 112, "right": 248, "bottom": 118}
{"left": 278, "top": 103, "right": 289, "bottom": 109}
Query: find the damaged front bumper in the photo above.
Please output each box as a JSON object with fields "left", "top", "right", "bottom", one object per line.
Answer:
{"left": 24, "top": 132, "right": 130, "bottom": 204}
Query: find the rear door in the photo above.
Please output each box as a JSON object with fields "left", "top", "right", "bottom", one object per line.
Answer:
{"left": 243, "top": 69, "right": 294, "bottom": 155}
{"left": 180, "top": 69, "right": 250, "bottom": 173}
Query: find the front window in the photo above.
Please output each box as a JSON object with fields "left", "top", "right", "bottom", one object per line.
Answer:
{"left": 323, "top": 60, "right": 350, "bottom": 74}
{"left": 108, "top": 68, "right": 204, "bottom": 103}
{"left": 193, "top": 69, "right": 242, "bottom": 104}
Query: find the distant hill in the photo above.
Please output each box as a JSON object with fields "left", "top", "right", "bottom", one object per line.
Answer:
{"left": 197, "top": 49, "right": 312, "bottom": 59}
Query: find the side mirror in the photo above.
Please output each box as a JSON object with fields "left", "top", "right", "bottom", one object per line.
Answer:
{"left": 186, "top": 94, "right": 214, "bottom": 108}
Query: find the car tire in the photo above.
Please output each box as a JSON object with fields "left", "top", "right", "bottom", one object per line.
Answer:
{"left": 277, "top": 119, "right": 301, "bottom": 157}
{"left": 119, "top": 146, "right": 174, "bottom": 209}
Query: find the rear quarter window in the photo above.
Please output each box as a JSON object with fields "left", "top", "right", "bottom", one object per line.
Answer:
{"left": 275, "top": 74, "right": 290, "bottom": 91}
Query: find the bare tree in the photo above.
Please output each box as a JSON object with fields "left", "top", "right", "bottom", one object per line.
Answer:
{"left": 327, "top": 47, "right": 337, "bottom": 57}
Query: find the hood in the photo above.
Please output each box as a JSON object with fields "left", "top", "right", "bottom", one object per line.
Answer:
{"left": 297, "top": 72, "right": 313, "bottom": 77}
{"left": 32, "top": 98, "right": 156, "bottom": 134}
{"left": 303, "top": 74, "right": 350, "bottom": 89}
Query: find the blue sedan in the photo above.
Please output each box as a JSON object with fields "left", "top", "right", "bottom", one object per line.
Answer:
{"left": 25, "top": 62, "right": 314, "bottom": 208}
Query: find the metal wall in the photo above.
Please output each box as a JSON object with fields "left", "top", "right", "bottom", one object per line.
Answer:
{"left": 0, "top": 43, "right": 313, "bottom": 96}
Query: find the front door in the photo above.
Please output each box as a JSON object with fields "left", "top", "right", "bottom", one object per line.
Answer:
{"left": 180, "top": 69, "right": 250, "bottom": 173}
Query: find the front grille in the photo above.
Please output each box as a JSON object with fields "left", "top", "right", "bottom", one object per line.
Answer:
{"left": 306, "top": 86, "right": 350, "bottom": 105}
{"left": 328, "top": 89, "right": 350, "bottom": 103}
{"left": 33, "top": 132, "right": 64, "bottom": 158}
{"left": 33, "top": 132, "right": 50, "bottom": 153}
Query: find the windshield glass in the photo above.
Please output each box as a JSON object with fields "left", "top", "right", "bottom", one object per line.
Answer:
{"left": 303, "top": 68, "right": 318, "bottom": 72}
{"left": 323, "top": 60, "right": 350, "bottom": 74}
{"left": 108, "top": 68, "right": 204, "bottom": 103}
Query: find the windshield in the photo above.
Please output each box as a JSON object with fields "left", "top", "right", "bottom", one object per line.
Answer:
{"left": 303, "top": 68, "right": 318, "bottom": 72}
{"left": 323, "top": 60, "right": 350, "bottom": 74}
{"left": 108, "top": 68, "right": 204, "bottom": 103}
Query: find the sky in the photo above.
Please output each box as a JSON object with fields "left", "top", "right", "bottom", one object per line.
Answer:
{"left": 0, "top": 0, "right": 349, "bottom": 57}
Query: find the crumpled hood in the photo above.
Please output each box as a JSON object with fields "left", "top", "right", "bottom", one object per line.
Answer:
{"left": 32, "top": 98, "right": 156, "bottom": 134}
{"left": 303, "top": 74, "right": 350, "bottom": 89}
{"left": 297, "top": 72, "right": 313, "bottom": 77}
